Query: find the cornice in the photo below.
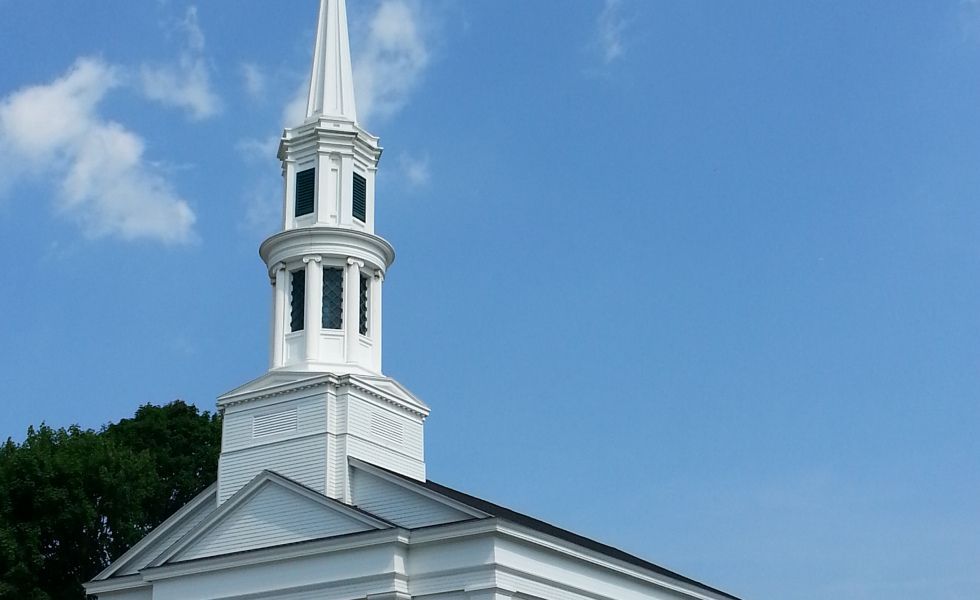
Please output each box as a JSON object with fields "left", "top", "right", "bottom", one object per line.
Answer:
{"left": 141, "top": 527, "right": 409, "bottom": 581}
{"left": 279, "top": 117, "right": 383, "bottom": 166}
{"left": 217, "top": 373, "right": 429, "bottom": 418}
{"left": 259, "top": 227, "right": 395, "bottom": 273}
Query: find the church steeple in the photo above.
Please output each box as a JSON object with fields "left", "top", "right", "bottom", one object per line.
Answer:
{"left": 262, "top": 0, "right": 386, "bottom": 375}
{"left": 215, "top": 0, "right": 427, "bottom": 507}
{"left": 306, "top": 0, "right": 357, "bottom": 122}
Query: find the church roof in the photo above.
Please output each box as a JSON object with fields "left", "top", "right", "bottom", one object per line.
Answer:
{"left": 89, "top": 461, "right": 739, "bottom": 600}
{"left": 367, "top": 462, "right": 743, "bottom": 600}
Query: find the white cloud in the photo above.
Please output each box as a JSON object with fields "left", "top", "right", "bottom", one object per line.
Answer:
{"left": 596, "top": 0, "right": 627, "bottom": 64}
{"left": 241, "top": 63, "right": 266, "bottom": 100}
{"left": 236, "top": 136, "right": 279, "bottom": 163}
{"left": 242, "top": 176, "right": 281, "bottom": 237}
{"left": 354, "top": 0, "right": 431, "bottom": 125}
{"left": 140, "top": 6, "right": 221, "bottom": 120}
{"left": 399, "top": 153, "right": 430, "bottom": 188}
{"left": 281, "top": 78, "right": 309, "bottom": 128}
{"left": 0, "top": 58, "right": 196, "bottom": 244}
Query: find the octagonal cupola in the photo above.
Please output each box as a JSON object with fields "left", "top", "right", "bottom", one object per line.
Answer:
{"left": 261, "top": 0, "right": 389, "bottom": 375}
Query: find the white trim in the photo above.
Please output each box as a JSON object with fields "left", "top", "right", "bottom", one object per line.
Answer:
{"left": 496, "top": 522, "right": 734, "bottom": 600}
{"left": 89, "top": 516, "right": 735, "bottom": 600}
{"left": 217, "top": 372, "right": 429, "bottom": 417}
{"left": 151, "top": 470, "right": 392, "bottom": 567}
{"left": 89, "top": 483, "right": 217, "bottom": 581}
{"left": 405, "top": 519, "right": 735, "bottom": 600}
{"left": 84, "top": 574, "right": 146, "bottom": 595}
{"left": 142, "top": 528, "right": 409, "bottom": 581}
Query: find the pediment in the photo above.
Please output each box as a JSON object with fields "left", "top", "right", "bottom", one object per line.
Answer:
{"left": 347, "top": 374, "right": 430, "bottom": 415}
{"left": 155, "top": 471, "right": 391, "bottom": 565}
{"left": 91, "top": 483, "right": 218, "bottom": 581}
{"left": 217, "top": 370, "right": 330, "bottom": 403}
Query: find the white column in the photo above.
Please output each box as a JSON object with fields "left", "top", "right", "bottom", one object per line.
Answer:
{"left": 345, "top": 258, "right": 363, "bottom": 364}
{"left": 271, "top": 263, "right": 287, "bottom": 368}
{"left": 304, "top": 255, "right": 323, "bottom": 364}
{"left": 366, "top": 166, "right": 377, "bottom": 233}
{"left": 282, "top": 160, "right": 295, "bottom": 230}
{"left": 339, "top": 155, "right": 354, "bottom": 225}
{"left": 371, "top": 269, "right": 383, "bottom": 372}
{"left": 316, "top": 153, "right": 331, "bottom": 225}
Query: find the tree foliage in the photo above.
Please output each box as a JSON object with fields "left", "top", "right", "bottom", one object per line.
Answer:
{"left": 0, "top": 401, "right": 221, "bottom": 600}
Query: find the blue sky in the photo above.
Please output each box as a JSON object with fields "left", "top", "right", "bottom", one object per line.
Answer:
{"left": 2, "top": 1, "right": 979, "bottom": 598}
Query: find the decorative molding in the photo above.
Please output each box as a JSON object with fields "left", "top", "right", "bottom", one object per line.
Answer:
{"left": 88, "top": 483, "right": 218, "bottom": 582}
{"left": 268, "top": 262, "right": 287, "bottom": 284}
{"left": 141, "top": 527, "right": 409, "bottom": 582}
{"left": 217, "top": 374, "right": 428, "bottom": 418}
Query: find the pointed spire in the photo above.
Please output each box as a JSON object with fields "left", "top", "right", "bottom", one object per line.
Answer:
{"left": 306, "top": 0, "right": 358, "bottom": 123}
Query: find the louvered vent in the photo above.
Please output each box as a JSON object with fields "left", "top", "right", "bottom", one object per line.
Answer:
{"left": 352, "top": 172, "right": 366, "bottom": 222}
{"left": 252, "top": 409, "right": 298, "bottom": 438}
{"left": 295, "top": 168, "right": 315, "bottom": 217}
{"left": 371, "top": 412, "right": 403, "bottom": 445}
{"left": 359, "top": 274, "right": 369, "bottom": 335}
{"left": 290, "top": 270, "right": 305, "bottom": 332}
{"left": 322, "top": 267, "right": 344, "bottom": 329}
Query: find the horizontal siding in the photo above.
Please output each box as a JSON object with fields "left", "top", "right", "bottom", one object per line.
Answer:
{"left": 253, "top": 409, "right": 298, "bottom": 437}
{"left": 221, "top": 574, "right": 401, "bottom": 600}
{"left": 346, "top": 436, "right": 425, "bottom": 481}
{"left": 223, "top": 396, "right": 327, "bottom": 452}
{"left": 351, "top": 469, "right": 469, "bottom": 529}
{"left": 346, "top": 399, "right": 423, "bottom": 460}
{"left": 178, "top": 483, "right": 373, "bottom": 562}
{"left": 219, "top": 436, "right": 326, "bottom": 503}
{"left": 99, "top": 589, "right": 153, "bottom": 600}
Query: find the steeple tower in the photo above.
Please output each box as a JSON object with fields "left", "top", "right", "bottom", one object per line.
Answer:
{"left": 214, "top": 0, "right": 428, "bottom": 506}
{"left": 265, "top": 0, "right": 384, "bottom": 374}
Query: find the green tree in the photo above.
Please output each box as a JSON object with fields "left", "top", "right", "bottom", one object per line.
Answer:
{"left": 0, "top": 401, "right": 220, "bottom": 600}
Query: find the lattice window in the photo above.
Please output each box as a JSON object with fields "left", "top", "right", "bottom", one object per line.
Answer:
{"left": 290, "top": 270, "right": 305, "bottom": 332}
{"left": 322, "top": 267, "right": 344, "bottom": 329}
{"left": 359, "top": 274, "right": 369, "bottom": 335}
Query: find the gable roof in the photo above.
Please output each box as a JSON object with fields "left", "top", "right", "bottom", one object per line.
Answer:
{"left": 356, "top": 461, "right": 742, "bottom": 600}
{"left": 92, "top": 465, "right": 739, "bottom": 600}
{"left": 151, "top": 470, "right": 391, "bottom": 566}
{"left": 91, "top": 483, "right": 218, "bottom": 581}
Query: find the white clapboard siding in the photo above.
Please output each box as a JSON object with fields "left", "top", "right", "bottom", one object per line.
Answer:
{"left": 219, "top": 436, "right": 327, "bottom": 503}
{"left": 346, "top": 400, "right": 424, "bottom": 458}
{"left": 346, "top": 436, "right": 425, "bottom": 481}
{"left": 351, "top": 469, "right": 471, "bottom": 529}
{"left": 177, "top": 483, "right": 375, "bottom": 562}
{"left": 222, "top": 396, "right": 327, "bottom": 452}
{"left": 252, "top": 408, "right": 298, "bottom": 437}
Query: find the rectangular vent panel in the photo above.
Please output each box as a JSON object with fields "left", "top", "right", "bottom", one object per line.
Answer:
{"left": 352, "top": 172, "right": 366, "bottom": 222}
{"left": 370, "top": 412, "right": 403, "bottom": 446}
{"left": 253, "top": 409, "right": 298, "bottom": 438}
{"left": 295, "top": 168, "right": 315, "bottom": 217}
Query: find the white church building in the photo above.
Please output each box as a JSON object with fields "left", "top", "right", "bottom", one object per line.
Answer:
{"left": 85, "top": 2, "right": 740, "bottom": 599}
